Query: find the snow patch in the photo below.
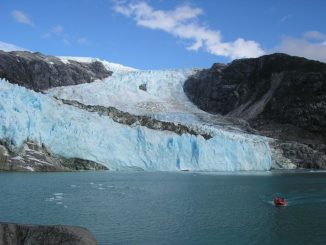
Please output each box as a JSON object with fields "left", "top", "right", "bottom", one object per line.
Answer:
{"left": 27, "top": 157, "right": 50, "bottom": 165}
{"left": 24, "top": 166, "right": 35, "bottom": 171}
{"left": 11, "top": 156, "right": 23, "bottom": 160}
{"left": 57, "top": 56, "right": 137, "bottom": 73}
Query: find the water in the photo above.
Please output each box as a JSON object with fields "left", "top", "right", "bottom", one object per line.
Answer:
{"left": 0, "top": 171, "right": 326, "bottom": 244}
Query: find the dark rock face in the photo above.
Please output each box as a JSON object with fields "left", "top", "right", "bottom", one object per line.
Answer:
{"left": 139, "top": 83, "right": 147, "bottom": 91}
{"left": 0, "top": 51, "right": 111, "bottom": 91}
{"left": 184, "top": 53, "right": 326, "bottom": 168}
{"left": 0, "top": 222, "right": 97, "bottom": 245}
{"left": 277, "top": 141, "right": 326, "bottom": 169}
{"left": 0, "top": 140, "right": 108, "bottom": 172}
{"left": 184, "top": 53, "right": 326, "bottom": 130}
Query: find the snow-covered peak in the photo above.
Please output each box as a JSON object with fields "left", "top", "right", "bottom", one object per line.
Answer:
{"left": 57, "top": 56, "right": 137, "bottom": 73}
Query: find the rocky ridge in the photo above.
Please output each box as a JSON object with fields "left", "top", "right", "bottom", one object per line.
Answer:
{"left": 184, "top": 53, "right": 326, "bottom": 169}
{"left": 0, "top": 50, "right": 111, "bottom": 91}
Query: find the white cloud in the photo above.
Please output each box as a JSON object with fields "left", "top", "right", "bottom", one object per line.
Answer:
{"left": 42, "top": 25, "right": 64, "bottom": 39}
{"left": 42, "top": 25, "right": 90, "bottom": 46}
{"left": 11, "top": 10, "right": 34, "bottom": 26}
{"left": 77, "top": 37, "right": 90, "bottom": 45}
{"left": 42, "top": 25, "right": 70, "bottom": 45}
{"left": 280, "top": 14, "right": 292, "bottom": 22}
{"left": 113, "top": 1, "right": 265, "bottom": 59}
{"left": 0, "top": 41, "right": 27, "bottom": 52}
{"left": 275, "top": 31, "right": 326, "bottom": 62}
{"left": 52, "top": 25, "right": 64, "bottom": 35}
{"left": 303, "top": 31, "right": 326, "bottom": 41}
{"left": 62, "top": 38, "right": 71, "bottom": 46}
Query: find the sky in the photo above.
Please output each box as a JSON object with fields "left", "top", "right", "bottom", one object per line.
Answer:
{"left": 0, "top": 0, "right": 326, "bottom": 69}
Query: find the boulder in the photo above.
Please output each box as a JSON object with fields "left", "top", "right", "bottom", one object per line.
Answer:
{"left": 0, "top": 222, "right": 97, "bottom": 245}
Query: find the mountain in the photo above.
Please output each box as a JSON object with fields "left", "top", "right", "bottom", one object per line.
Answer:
{"left": 184, "top": 53, "right": 326, "bottom": 168}
{"left": 0, "top": 51, "right": 127, "bottom": 91}
{"left": 0, "top": 51, "right": 324, "bottom": 171}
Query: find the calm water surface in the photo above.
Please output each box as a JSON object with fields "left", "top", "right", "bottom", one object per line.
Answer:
{"left": 0, "top": 171, "right": 326, "bottom": 244}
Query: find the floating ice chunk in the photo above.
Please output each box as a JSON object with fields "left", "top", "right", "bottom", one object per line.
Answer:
{"left": 45, "top": 197, "right": 55, "bottom": 202}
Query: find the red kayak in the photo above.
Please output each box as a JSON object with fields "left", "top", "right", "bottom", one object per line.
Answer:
{"left": 274, "top": 196, "right": 286, "bottom": 206}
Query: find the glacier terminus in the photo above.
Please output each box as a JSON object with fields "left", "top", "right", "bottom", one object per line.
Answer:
{"left": 0, "top": 57, "right": 273, "bottom": 171}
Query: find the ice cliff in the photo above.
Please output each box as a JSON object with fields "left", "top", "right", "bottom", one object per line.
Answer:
{"left": 0, "top": 67, "right": 272, "bottom": 170}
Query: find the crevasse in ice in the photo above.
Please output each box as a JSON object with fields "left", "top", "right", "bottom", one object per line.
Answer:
{"left": 0, "top": 66, "right": 272, "bottom": 171}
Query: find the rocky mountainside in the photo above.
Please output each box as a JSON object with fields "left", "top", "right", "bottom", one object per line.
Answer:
{"left": 0, "top": 222, "right": 97, "bottom": 245}
{"left": 0, "top": 50, "right": 111, "bottom": 91}
{"left": 184, "top": 53, "right": 326, "bottom": 168}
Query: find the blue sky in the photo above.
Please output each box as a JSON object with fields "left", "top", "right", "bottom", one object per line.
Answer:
{"left": 1, "top": 0, "right": 326, "bottom": 69}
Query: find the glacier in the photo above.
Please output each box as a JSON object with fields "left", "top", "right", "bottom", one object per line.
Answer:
{"left": 0, "top": 64, "right": 273, "bottom": 171}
